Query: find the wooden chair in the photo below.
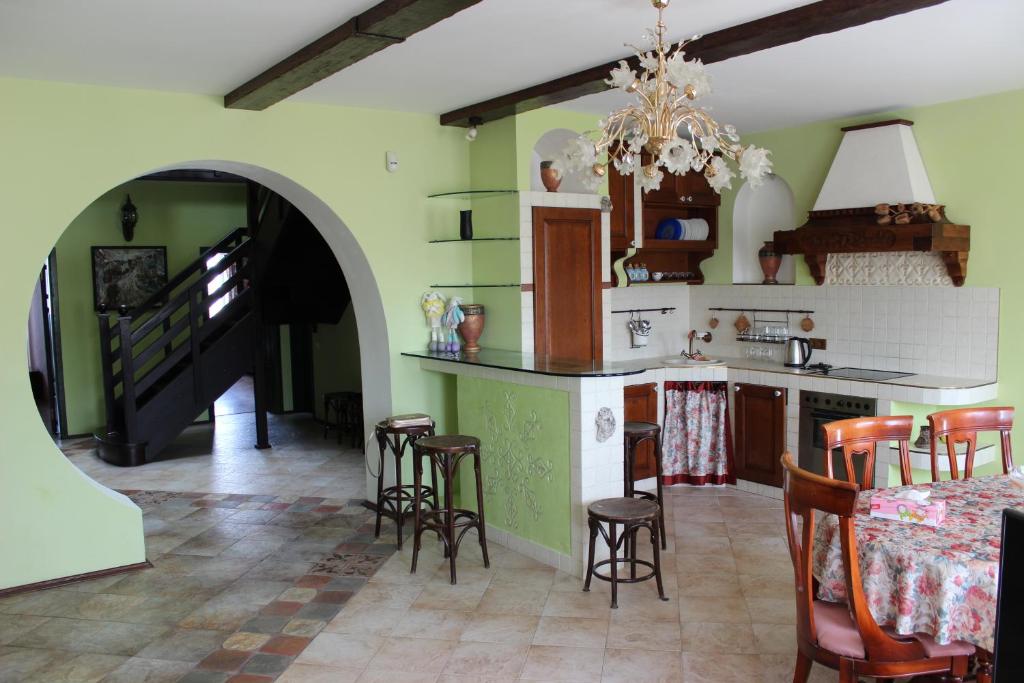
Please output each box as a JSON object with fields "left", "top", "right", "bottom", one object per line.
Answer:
{"left": 822, "top": 415, "right": 914, "bottom": 489}
{"left": 781, "top": 452, "right": 973, "bottom": 683}
{"left": 928, "top": 407, "right": 1015, "bottom": 482}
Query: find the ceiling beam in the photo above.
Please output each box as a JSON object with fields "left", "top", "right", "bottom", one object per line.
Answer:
{"left": 439, "top": 0, "right": 952, "bottom": 127}
{"left": 226, "top": 0, "right": 483, "bottom": 111}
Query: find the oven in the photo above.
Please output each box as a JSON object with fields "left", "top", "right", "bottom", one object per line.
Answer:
{"left": 798, "top": 390, "right": 877, "bottom": 479}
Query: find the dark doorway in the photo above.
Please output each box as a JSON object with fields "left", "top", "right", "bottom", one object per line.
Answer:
{"left": 28, "top": 249, "right": 67, "bottom": 438}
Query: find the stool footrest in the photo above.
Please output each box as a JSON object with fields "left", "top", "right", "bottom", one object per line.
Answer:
{"left": 588, "top": 557, "right": 658, "bottom": 584}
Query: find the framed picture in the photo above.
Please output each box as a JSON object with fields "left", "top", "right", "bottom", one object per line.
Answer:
{"left": 91, "top": 246, "right": 168, "bottom": 311}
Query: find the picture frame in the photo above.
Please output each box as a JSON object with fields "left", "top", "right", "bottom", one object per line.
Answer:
{"left": 91, "top": 246, "right": 168, "bottom": 312}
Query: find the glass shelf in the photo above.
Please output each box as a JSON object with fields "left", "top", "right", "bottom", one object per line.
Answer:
{"left": 426, "top": 190, "right": 518, "bottom": 199}
{"left": 429, "top": 283, "right": 521, "bottom": 288}
{"left": 428, "top": 237, "right": 520, "bottom": 244}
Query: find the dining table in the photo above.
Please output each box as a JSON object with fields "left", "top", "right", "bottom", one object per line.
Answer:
{"left": 812, "top": 474, "right": 1024, "bottom": 682}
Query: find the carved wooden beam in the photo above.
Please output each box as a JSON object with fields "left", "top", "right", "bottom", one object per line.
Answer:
{"left": 440, "top": 0, "right": 953, "bottom": 127}
{"left": 226, "top": 0, "right": 483, "bottom": 111}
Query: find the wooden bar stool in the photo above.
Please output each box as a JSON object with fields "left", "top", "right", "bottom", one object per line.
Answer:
{"left": 623, "top": 421, "right": 666, "bottom": 549}
{"left": 411, "top": 435, "right": 490, "bottom": 584}
{"left": 583, "top": 497, "right": 668, "bottom": 609}
{"left": 373, "top": 418, "right": 438, "bottom": 549}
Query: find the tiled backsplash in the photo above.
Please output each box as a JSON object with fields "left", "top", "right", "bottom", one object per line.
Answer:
{"left": 688, "top": 285, "right": 999, "bottom": 380}
{"left": 606, "top": 285, "right": 692, "bottom": 360}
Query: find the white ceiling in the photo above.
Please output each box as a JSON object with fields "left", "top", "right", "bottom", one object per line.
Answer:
{"left": 1, "top": 0, "right": 1022, "bottom": 132}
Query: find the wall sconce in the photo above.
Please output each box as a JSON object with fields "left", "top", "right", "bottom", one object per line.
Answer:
{"left": 465, "top": 116, "right": 482, "bottom": 142}
{"left": 120, "top": 194, "right": 138, "bottom": 242}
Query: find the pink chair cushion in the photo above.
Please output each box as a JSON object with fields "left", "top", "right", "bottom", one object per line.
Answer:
{"left": 813, "top": 600, "right": 975, "bottom": 660}
{"left": 813, "top": 600, "right": 865, "bottom": 658}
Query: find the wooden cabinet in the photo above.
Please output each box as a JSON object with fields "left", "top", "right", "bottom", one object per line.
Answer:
{"left": 532, "top": 206, "right": 603, "bottom": 362}
{"left": 733, "top": 383, "right": 786, "bottom": 487}
{"left": 624, "top": 383, "right": 658, "bottom": 480}
{"left": 607, "top": 162, "right": 719, "bottom": 286}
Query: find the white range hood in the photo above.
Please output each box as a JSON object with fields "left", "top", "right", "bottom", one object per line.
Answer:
{"left": 813, "top": 119, "right": 935, "bottom": 211}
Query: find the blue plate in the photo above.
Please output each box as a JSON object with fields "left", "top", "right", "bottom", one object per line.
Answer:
{"left": 655, "top": 218, "right": 687, "bottom": 240}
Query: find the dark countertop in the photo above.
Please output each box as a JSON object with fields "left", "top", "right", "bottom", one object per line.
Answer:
{"left": 402, "top": 349, "right": 650, "bottom": 378}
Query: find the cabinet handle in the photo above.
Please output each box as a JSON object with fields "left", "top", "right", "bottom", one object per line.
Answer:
{"left": 774, "top": 390, "right": 782, "bottom": 397}
{"left": 680, "top": 195, "right": 693, "bottom": 203}
{"left": 734, "top": 385, "right": 741, "bottom": 392}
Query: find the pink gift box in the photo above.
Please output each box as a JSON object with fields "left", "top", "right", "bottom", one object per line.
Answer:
{"left": 869, "top": 492, "right": 946, "bottom": 527}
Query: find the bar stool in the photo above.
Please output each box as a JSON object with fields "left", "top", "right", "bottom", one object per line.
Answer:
{"left": 623, "top": 421, "right": 666, "bottom": 549}
{"left": 324, "top": 391, "right": 363, "bottom": 448}
{"left": 411, "top": 435, "right": 490, "bottom": 584}
{"left": 583, "top": 497, "right": 668, "bottom": 608}
{"left": 373, "top": 418, "right": 438, "bottom": 549}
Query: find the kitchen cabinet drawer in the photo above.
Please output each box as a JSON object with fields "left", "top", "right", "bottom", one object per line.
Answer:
{"left": 624, "top": 382, "right": 658, "bottom": 480}
{"left": 733, "top": 383, "right": 786, "bottom": 487}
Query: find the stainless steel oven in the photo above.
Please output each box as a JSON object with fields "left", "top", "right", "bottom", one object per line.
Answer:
{"left": 798, "top": 390, "right": 877, "bottom": 479}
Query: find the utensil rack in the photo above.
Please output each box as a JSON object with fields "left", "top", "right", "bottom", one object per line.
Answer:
{"left": 707, "top": 307, "right": 815, "bottom": 344}
{"left": 611, "top": 307, "right": 676, "bottom": 315}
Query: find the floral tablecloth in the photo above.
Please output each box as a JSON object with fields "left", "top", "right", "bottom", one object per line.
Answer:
{"left": 813, "top": 475, "right": 1024, "bottom": 652}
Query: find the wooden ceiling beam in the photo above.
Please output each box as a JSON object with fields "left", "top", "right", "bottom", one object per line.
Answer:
{"left": 226, "top": 0, "right": 482, "bottom": 111}
{"left": 439, "top": 0, "right": 952, "bottom": 127}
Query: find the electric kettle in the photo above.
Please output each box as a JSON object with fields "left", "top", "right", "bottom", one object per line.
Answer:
{"left": 784, "top": 337, "right": 812, "bottom": 368}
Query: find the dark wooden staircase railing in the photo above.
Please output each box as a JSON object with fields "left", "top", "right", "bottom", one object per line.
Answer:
{"left": 95, "top": 228, "right": 255, "bottom": 466}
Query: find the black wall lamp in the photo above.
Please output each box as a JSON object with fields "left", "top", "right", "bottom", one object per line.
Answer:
{"left": 120, "top": 194, "right": 138, "bottom": 241}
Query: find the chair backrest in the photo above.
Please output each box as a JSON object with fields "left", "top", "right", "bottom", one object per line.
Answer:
{"left": 822, "top": 415, "right": 914, "bottom": 489}
{"left": 928, "top": 407, "right": 1015, "bottom": 482}
{"left": 781, "top": 452, "right": 927, "bottom": 663}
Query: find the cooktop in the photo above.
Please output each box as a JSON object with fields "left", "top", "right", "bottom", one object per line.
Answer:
{"left": 806, "top": 366, "right": 915, "bottom": 381}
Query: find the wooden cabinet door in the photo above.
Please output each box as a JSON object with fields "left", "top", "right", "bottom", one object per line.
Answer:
{"left": 733, "top": 383, "right": 786, "bottom": 487}
{"left": 624, "top": 383, "right": 658, "bottom": 480}
{"left": 532, "top": 207, "right": 603, "bottom": 362}
{"left": 608, "top": 162, "right": 635, "bottom": 251}
{"left": 675, "top": 170, "right": 720, "bottom": 207}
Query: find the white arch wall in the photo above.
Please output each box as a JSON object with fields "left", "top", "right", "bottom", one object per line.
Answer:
{"left": 732, "top": 174, "right": 797, "bottom": 284}
{"left": 0, "top": 78, "right": 470, "bottom": 590}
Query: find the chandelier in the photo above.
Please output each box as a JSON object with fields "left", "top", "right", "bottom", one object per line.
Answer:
{"left": 555, "top": 0, "right": 771, "bottom": 194}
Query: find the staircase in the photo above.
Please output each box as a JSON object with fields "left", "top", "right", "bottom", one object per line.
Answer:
{"left": 94, "top": 228, "right": 256, "bottom": 466}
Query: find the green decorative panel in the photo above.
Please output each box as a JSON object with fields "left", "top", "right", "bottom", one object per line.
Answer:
{"left": 457, "top": 375, "right": 571, "bottom": 554}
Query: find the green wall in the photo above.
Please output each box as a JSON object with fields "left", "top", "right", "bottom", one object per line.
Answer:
{"left": 55, "top": 180, "right": 246, "bottom": 435}
{"left": 0, "top": 76, "right": 471, "bottom": 590}
{"left": 456, "top": 375, "right": 571, "bottom": 554}
{"left": 706, "top": 90, "right": 1024, "bottom": 415}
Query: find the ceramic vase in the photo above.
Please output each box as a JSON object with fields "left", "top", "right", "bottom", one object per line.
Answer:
{"left": 758, "top": 241, "right": 782, "bottom": 285}
{"left": 459, "top": 210, "right": 473, "bottom": 240}
{"left": 540, "top": 161, "right": 561, "bottom": 192}
{"left": 457, "top": 304, "right": 485, "bottom": 353}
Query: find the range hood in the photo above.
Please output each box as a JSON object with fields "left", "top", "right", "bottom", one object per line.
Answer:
{"left": 772, "top": 119, "right": 970, "bottom": 286}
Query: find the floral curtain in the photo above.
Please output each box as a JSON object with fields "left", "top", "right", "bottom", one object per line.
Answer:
{"left": 662, "top": 381, "right": 735, "bottom": 486}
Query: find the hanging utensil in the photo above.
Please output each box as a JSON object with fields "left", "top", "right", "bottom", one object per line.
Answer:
{"left": 627, "top": 314, "right": 652, "bottom": 348}
{"left": 800, "top": 314, "right": 815, "bottom": 332}
{"left": 708, "top": 315, "right": 719, "bottom": 329}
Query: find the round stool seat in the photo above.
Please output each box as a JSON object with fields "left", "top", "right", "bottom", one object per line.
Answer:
{"left": 588, "top": 497, "right": 660, "bottom": 523}
{"left": 624, "top": 421, "right": 660, "bottom": 436}
{"left": 416, "top": 435, "right": 480, "bottom": 452}
{"left": 375, "top": 419, "right": 434, "bottom": 436}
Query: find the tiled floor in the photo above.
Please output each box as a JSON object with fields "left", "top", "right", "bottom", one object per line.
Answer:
{"left": 277, "top": 485, "right": 837, "bottom": 683}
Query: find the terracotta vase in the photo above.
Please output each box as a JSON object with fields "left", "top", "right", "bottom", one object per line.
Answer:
{"left": 758, "top": 241, "right": 782, "bottom": 285}
{"left": 457, "top": 304, "right": 486, "bottom": 353}
{"left": 540, "top": 161, "right": 561, "bottom": 192}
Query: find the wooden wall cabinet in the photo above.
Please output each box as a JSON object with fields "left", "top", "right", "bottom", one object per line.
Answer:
{"left": 733, "top": 382, "right": 786, "bottom": 487}
{"left": 608, "top": 161, "right": 719, "bottom": 286}
{"left": 624, "top": 382, "right": 658, "bottom": 480}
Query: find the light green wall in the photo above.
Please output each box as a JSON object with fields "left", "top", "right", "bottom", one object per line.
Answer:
{"left": 0, "top": 76, "right": 471, "bottom": 590}
{"left": 55, "top": 180, "right": 246, "bottom": 435}
{"left": 708, "top": 90, "right": 1024, "bottom": 414}
{"left": 456, "top": 375, "right": 571, "bottom": 554}
{"left": 312, "top": 308, "right": 362, "bottom": 421}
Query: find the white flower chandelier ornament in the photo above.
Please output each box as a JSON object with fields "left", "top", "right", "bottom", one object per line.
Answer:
{"left": 554, "top": 0, "right": 771, "bottom": 194}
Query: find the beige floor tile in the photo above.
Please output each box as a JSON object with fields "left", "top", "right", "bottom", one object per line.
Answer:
{"left": 745, "top": 597, "right": 797, "bottom": 625}
{"left": 324, "top": 605, "right": 406, "bottom": 636}
{"left": 758, "top": 654, "right": 837, "bottom": 682}
{"left": 345, "top": 583, "right": 423, "bottom": 611}
{"left": 358, "top": 669, "right": 439, "bottom": 682}
{"left": 520, "top": 644, "right": 606, "bottom": 681}
{"left": 22, "top": 652, "right": 127, "bottom": 683}
{"left": 673, "top": 521, "right": 729, "bottom": 537}
{"left": 101, "top": 656, "right": 193, "bottom": 683}
{"left": 606, "top": 616, "right": 681, "bottom": 652}
{"left": 680, "top": 621, "right": 757, "bottom": 654}
{"left": 295, "top": 632, "right": 385, "bottom": 669}
{"left": 366, "top": 637, "right": 456, "bottom": 674}
{"left": 677, "top": 571, "right": 743, "bottom": 598}
{"left": 673, "top": 535, "right": 732, "bottom": 555}
{"left": 600, "top": 647, "right": 683, "bottom": 682}
{"left": 678, "top": 595, "right": 751, "bottom": 624}
{"left": 675, "top": 552, "right": 737, "bottom": 574}
{"left": 278, "top": 662, "right": 363, "bottom": 683}
{"left": 436, "top": 675, "right": 518, "bottom": 683}
{"left": 542, "top": 590, "right": 614, "bottom": 620}
{"left": 532, "top": 615, "right": 609, "bottom": 649}
{"left": 612, "top": 593, "right": 678, "bottom": 621}
{"left": 739, "top": 572, "right": 793, "bottom": 598}
{"left": 752, "top": 622, "right": 797, "bottom": 654}
{"left": 441, "top": 641, "right": 529, "bottom": 678}
{"left": 413, "top": 583, "right": 487, "bottom": 612}
{"left": 389, "top": 608, "right": 473, "bottom": 641}
{"left": 476, "top": 585, "right": 550, "bottom": 616}
{"left": 459, "top": 613, "right": 539, "bottom": 644}
{"left": 681, "top": 652, "right": 764, "bottom": 683}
